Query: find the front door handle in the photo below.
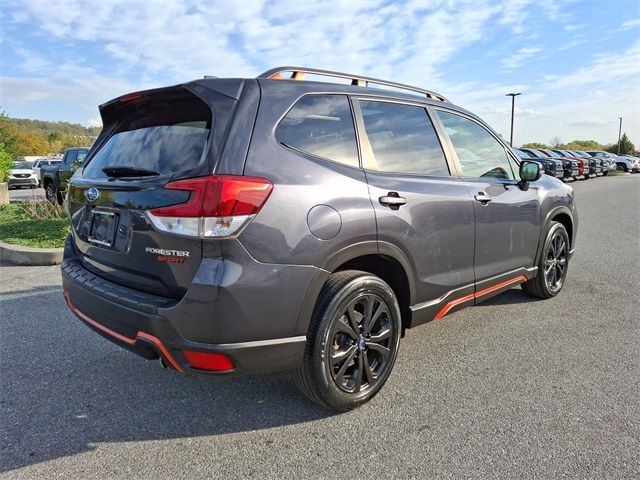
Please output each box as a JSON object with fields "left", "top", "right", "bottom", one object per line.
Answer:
{"left": 379, "top": 192, "right": 407, "bottom": 210}
{"left": 474, "top": 192, "right": 492, "bottom": 204}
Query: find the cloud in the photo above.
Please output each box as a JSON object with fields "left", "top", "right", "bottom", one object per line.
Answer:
{"left": 500, "top": 47, "right": 542, "bottom": 70}
{"left": 543, "top": 41, "right": 640, "bottom": 90}
{"left": 568, "top": 117, "right": 611, "bottom": 127}
{"left": 1, "top": 0, "right": 636, "bottom": 144}
{"left": 620, "top": 18, "right": 640, "bottom": 30}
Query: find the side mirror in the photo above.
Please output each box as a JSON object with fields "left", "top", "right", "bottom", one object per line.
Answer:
{"left": 518, "top": 160, "right": 542, "bottom": 190}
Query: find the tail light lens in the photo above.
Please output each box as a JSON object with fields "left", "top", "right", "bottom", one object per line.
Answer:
{"left": 147, "top": 175, "right": 273, "bottom": 238}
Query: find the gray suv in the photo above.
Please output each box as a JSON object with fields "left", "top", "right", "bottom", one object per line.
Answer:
{"left": 61, "top": 67, "right": 578, "bottom": 410}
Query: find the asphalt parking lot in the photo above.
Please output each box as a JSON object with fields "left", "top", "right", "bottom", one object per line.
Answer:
{"left": 7, "top": 187, "right": 45, "bottom": 202}
{"left": 1, "top": 175, "right": 638, "bottom": 479}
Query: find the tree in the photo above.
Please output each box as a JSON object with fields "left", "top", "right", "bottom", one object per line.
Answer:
{"left": 616, "top": 133, "right": 635, "bottom": 155}
{"left": 13, "top": 129, "right": 49, "bottom": 156}
{"left": 521, "top": 142, "right": 549, "bottom": 149}
{"left": 549, "top": 136, "right": 563, "bottom": 148}
{"left": 0, "top": 110, "right": 19, "bottom": 159}
{"left": 563, "top": 140, "right": 604, "bottom": 151}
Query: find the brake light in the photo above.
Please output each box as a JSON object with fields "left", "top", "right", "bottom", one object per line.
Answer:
{"left": 182, "top": 350, "right": 234, "bottom": 372}
{"left": 147, "top": 175, "right": 273, "bottom": 238}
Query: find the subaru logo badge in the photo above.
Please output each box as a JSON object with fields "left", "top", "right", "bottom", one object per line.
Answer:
{"left": 86, "top": 187, "right": 99, "bottom": 202}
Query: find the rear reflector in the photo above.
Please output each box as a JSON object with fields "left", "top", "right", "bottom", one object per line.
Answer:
{"left": 182, "top": 350, "right": 234, "bottom": 372}
{"left": 147, "top": 175, "right": 273, "bottom": 238}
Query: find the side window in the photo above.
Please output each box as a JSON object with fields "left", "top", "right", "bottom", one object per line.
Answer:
{"left": 276, "top": 95, "right": 358, "bottom": 167}
{"left": 76, "top": 149, "right": 89, "bottom": 164}
{"left": 65, "top": 150, "right": 78, "bottom": 165}
{"left": 437, "top": 110, "right": 515, "bottom": 180}
{"left": 358, "top": 100, "right": 449, "bottom": 176}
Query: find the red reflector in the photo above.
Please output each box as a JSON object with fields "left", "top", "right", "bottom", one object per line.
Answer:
{"left": 150, "top": 175, "right": 273, "bottom": 217}
{"left": 182, "top": 350, "right": 234, "bottom": 372}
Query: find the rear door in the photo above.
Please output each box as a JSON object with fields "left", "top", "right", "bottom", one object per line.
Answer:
{"left": 354, "top": 98, "right": 476, "bottom": 323}
{"left": 434, "top": 109, "right": 540, "bottom": 287}
{"left": 67, "top": 85, "right": 238, "bottom": 298}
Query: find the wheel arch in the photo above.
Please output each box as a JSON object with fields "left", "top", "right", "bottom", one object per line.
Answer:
{"left": 535, "top": 205, "right": 574, "bottom": 266}
{"left": 295, "top": 241, "right": 417, "bottom": 335}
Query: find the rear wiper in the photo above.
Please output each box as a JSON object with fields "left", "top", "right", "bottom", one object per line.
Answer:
{"left": 102, "top": 166, "right": 159, "bottom": 177}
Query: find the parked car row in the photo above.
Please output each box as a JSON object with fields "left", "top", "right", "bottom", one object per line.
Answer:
{"left": 516, "top": 148, "right": 640, "bottom": 181}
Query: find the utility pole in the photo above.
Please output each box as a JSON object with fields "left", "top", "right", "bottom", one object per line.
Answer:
{"left": 617, "top": 117, "right": 623, "bottom": 155}
{"left": 506, "top": 93, "right": 522, "bottom": 146}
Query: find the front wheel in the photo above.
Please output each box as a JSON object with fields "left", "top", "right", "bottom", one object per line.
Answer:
{"left": 522, "top": 222, "right": 570, "bottom": 299}
{"left": 295, "top": 270, "right": 402, "bottom": 411}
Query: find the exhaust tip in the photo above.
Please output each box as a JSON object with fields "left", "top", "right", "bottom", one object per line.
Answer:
{"left": 159, "top": 357, "right": 170, "bottom": 370}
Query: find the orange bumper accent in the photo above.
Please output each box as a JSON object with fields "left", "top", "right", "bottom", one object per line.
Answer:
{"left": 64, "top": 289, "right": 184, "bottom": 373}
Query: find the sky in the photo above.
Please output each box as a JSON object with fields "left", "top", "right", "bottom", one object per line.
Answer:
{"left": 0, "top": 0, "right": 638, "bottom": 146}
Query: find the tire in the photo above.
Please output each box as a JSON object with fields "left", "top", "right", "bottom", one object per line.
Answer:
{"left": 602, "top": 171, "right": 608, "bottom": 176}
{"left": 294, "top": 270, "right": 402, "bottom": 411}
{"left": 522, "top": 221, "right": 570, "bottom": 299}
{"left": 45, "top": 183, "right": 57, "bottom": 204}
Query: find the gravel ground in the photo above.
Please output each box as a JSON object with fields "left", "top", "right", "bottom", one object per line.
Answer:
{"left": 1, "top": 175, "right": 639, "bottom": 479}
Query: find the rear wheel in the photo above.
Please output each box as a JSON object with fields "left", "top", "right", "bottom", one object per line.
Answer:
{"left": 295, "top": 270, "right": 402, "bottom": 411}
{"left": 522, "top": 221, "right": 570, "bottom": 299}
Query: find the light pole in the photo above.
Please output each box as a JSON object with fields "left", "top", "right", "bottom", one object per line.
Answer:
{"left": 617, "top": 117, "right": 623, "bottom": 155}
{"left": 506, "top": 92, "right": 521, "bottom": 146}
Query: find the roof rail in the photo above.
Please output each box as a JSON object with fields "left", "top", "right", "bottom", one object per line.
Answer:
{"left": 257, "top": 66, "right": 449, "bottom": 102}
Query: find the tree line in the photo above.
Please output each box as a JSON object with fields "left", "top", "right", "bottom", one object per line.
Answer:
{"left": 0, "top": 111, "right": 99, "bottom": 160}
{"left": 522, "top": 135, "right": 636, "bottom": 155}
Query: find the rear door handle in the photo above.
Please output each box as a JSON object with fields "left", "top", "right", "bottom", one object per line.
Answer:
{"left": 379, "top": 192, "right": 407, "bottom": 210}
{"left": 474, "top": 192, "right": 492, "bottom": 204}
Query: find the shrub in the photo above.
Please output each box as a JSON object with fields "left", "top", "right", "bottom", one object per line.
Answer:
{"left": 0, "top": 150, "right": 12, "bottom": 182}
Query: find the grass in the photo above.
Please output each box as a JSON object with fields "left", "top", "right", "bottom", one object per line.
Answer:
{"left": 0, "top": 202, "right": 68, "bottom": 248}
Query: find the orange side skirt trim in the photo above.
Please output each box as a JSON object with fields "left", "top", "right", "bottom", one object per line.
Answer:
{"left": 434, "top": 275, "right": 528, "bottom": 320}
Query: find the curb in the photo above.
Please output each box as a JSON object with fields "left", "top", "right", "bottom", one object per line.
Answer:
{"left": 0, "top": 240, "right": 64, "bottom": 266}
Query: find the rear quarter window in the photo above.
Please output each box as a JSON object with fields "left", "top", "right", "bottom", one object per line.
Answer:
{"left": 276, "top": 94, "right": 359, "bottom": 167}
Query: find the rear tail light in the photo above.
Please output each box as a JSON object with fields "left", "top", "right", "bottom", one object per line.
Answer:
{"left": 182, "top": 350, "right": 234, "bottom": 372}
{"left": 147, "top": 175, "right": 273, "bottom": 238}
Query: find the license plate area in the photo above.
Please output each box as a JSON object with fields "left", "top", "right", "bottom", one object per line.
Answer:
{"left": 88, "top": 210, "right": 118, "bottom": 247}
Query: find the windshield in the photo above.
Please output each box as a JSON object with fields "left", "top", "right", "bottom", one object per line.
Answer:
{"left": 12, "top": 162, "right": 30, "bottom": 169}
{"left": 524, "top": 149, "right": 547, "bottom": 159}
{"left": 545, "top": 150, "right": 563, "bottom": 159}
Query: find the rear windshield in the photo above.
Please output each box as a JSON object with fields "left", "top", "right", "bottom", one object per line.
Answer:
{"left": 83, "top": 90, "right": 212, "bottom": 179}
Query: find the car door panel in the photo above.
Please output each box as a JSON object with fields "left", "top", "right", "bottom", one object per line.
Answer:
{"left": 434, "top": 109, "right": 541, "bottom": 286}
{"left": 353, "top": 98, "right": 476, "bottom": 326}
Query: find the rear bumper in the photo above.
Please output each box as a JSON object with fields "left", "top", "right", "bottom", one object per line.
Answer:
{"left": 61, "top": 239, "right": 315, "bottom": 375}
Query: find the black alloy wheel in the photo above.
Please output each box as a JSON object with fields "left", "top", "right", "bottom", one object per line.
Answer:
{"left": 544, "top": 229, "right": 568, "bottom": 294}
{"left": 329, "top": 293, "right": 394, "bottom": 394}
{"left": 522, "top": 221, "right": 570, "bottom": 299}
{"left": 295, "top": 270, "right": 402, "bottom": 411}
